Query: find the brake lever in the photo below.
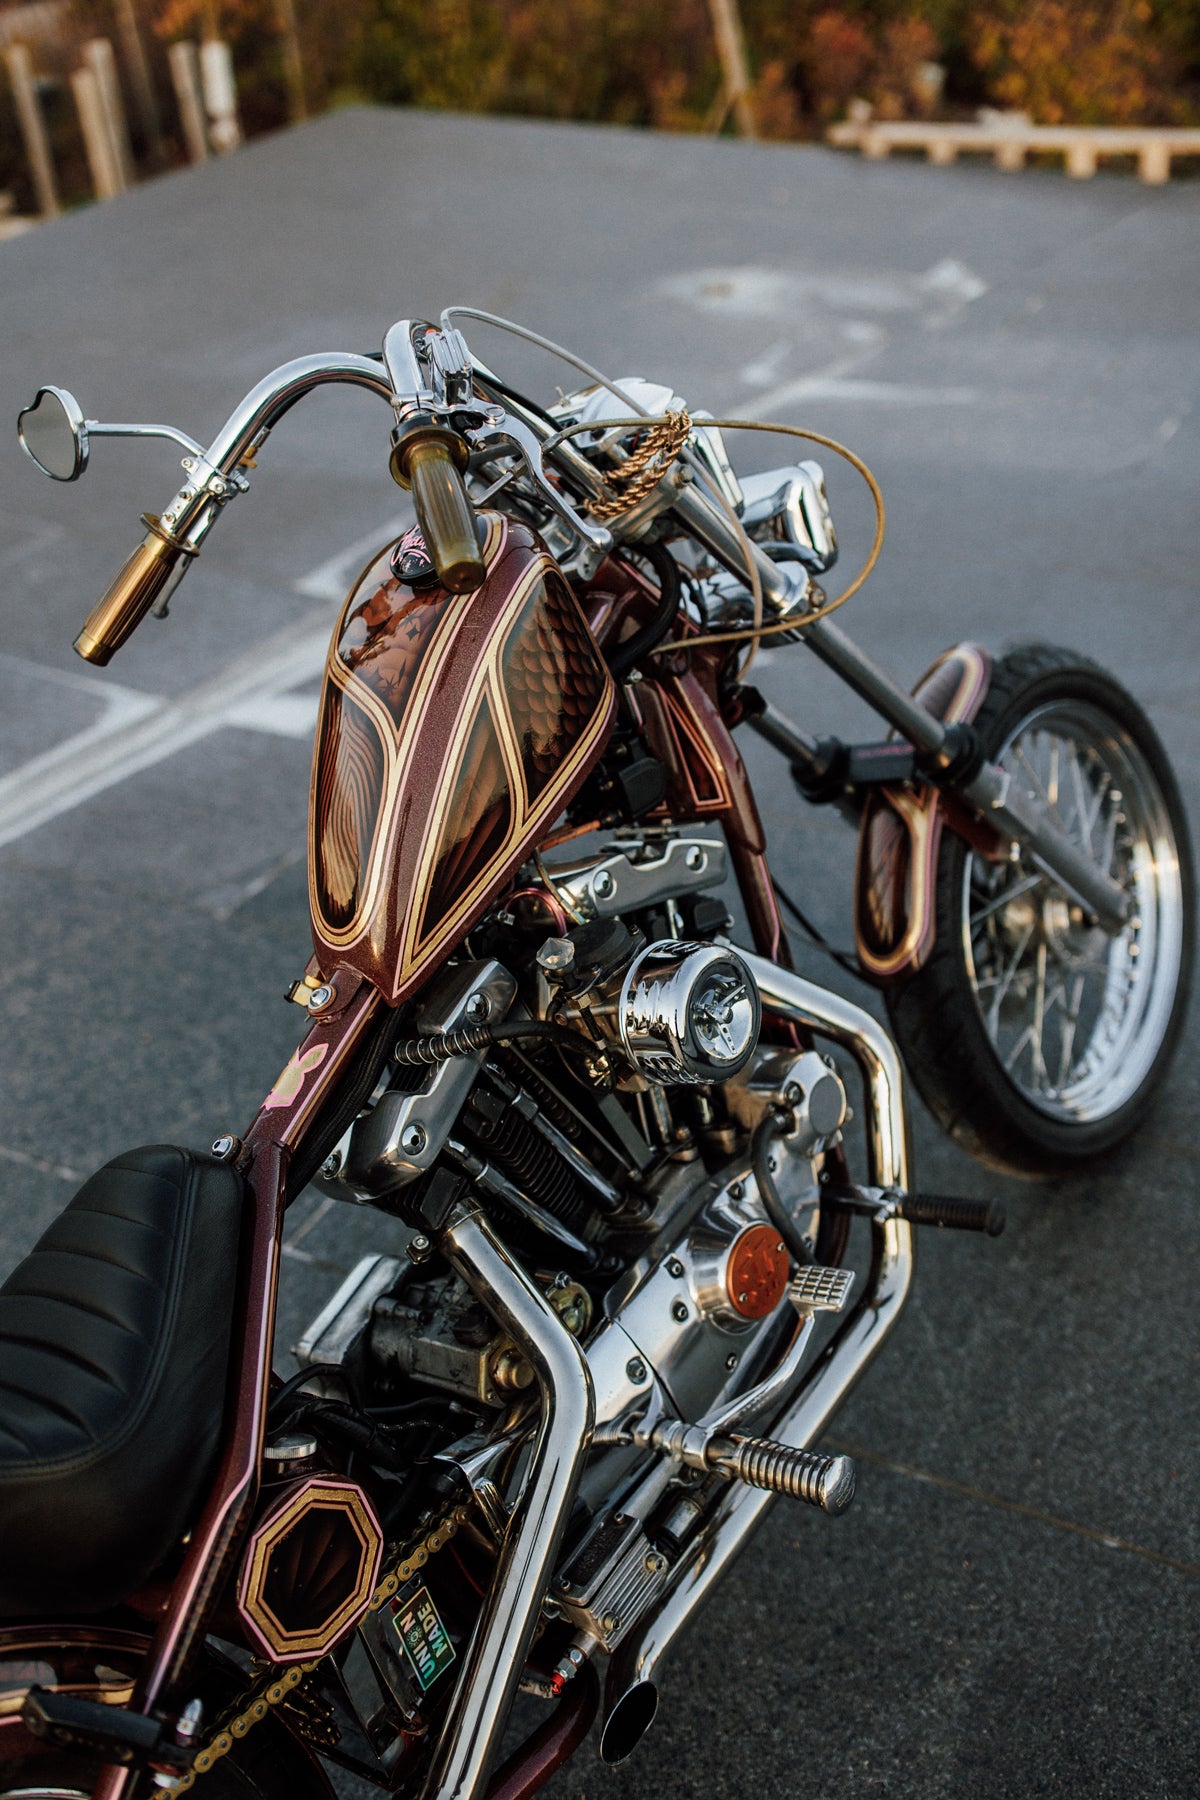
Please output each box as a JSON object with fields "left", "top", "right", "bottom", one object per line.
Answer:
{"left": 465, "top": 412, "right": 613, "bottom": 560}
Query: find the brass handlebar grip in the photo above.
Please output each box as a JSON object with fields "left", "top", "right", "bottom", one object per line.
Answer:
{"left": 74, "top": 519, "right": 191, "bottom": 665}
{"left": 390, "top": 425, "right": 485, "bottom": 595}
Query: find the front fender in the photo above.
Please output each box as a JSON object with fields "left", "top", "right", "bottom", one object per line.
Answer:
{"left": 853, "top": 642, "right": 991, "bottom": 982}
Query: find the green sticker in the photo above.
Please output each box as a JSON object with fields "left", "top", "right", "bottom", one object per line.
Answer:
{"left": 392, "top": 1585, "right": 456, "bottom": 1692}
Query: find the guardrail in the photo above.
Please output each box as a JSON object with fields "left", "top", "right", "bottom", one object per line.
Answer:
{"left": 828, "top": 116, "right": 1200, "bottom": 184}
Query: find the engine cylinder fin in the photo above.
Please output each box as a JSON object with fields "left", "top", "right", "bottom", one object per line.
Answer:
{"left": 464, "top": 1088, "right": 593, "bottom": 1234}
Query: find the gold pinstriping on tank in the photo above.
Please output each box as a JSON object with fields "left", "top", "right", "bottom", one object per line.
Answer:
{"left": 398, "top": 554, "right": 613, "bottom": 979}
{"left": 308, "top": 516, "right": 507, "bottom": 949}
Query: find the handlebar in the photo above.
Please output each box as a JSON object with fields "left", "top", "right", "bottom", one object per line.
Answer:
{"left": 389, "top": 420, "right": 485, "bottom": 594}
{"left": 74, "top": 517, "right": 192, "bottom": 665}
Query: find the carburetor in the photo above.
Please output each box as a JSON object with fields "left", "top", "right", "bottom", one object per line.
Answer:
{"left": 536, "top": 920, "right": 761, "bottom": 1087}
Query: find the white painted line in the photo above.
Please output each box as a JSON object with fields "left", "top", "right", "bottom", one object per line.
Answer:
{"left": 0, "top": 512, "right": 408, "bottom": 850}
{"left": 760, "top": 375, "right": 978, "bottom": 409}
{"left": 0, "top": 608, "right": 335, "bottom": 848}
{"left": 223, "top": 691, "right": 320, "bottom": 740}
{"left": 294, "top": 510, "right": 409, "bottom": 600}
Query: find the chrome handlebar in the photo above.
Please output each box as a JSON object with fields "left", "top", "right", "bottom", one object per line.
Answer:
{"left": 69, "top": 321, "right": 790, "bottom": 662}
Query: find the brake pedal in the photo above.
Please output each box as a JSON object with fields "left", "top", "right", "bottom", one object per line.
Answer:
{"left": 789, "top": 1265, "right": 855, "bottom": 1315}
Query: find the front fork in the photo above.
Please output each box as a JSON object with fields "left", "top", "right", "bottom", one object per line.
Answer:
{"left": 745, "top": 617, "right": 1130, "bottom": 944}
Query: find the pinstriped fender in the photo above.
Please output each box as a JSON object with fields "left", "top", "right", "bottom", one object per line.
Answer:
{"left": 307, "top": 512, "right": 615, "bottom": 1006}
{"left": 854, "top": 643, "right": 992, "bottom": 983}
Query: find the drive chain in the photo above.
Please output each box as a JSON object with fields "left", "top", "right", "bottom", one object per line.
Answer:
{"left": 170, "top": 1503, "right": 470, "bottom": 1791}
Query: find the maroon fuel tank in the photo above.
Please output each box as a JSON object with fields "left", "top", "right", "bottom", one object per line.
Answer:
{"left": 307, "top": 512, "right": 615, "bottom": 1005}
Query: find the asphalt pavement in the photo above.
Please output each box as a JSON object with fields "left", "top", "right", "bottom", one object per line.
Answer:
{"left": 1, "top": 108, "right": 1198, "bottom": 1798}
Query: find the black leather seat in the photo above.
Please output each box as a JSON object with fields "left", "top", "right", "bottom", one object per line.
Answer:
{"left": 0, "top": 1145, "right": 244, "bottom": 1617}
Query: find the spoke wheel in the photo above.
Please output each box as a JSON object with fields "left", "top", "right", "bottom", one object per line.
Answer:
{"left": 887, "top": 645, "right": 1194, "bottom": 1174}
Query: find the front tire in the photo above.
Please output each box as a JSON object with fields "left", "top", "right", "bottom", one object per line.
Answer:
{"left": 887, "top": 644, "right": 1194, "bottom": 1175}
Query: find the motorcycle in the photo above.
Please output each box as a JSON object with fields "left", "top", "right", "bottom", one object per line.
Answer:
{"left": 2, "top": 310, "right": 1192, "bottom": 1800}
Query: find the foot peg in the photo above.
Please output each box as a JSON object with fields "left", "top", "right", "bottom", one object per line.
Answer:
{"left": 706, "top": 1434, "right": 855, "bottom": 1515}
{"left": 894, "top": 1193, "right": 1005, "bottom": 1236}
{"left": 826, "top": 1185, "right": 1005, "bottom": 1237}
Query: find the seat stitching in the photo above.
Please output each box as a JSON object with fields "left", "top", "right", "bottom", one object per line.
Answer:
{"left": 0, "top": 1332, "right": 127, "bottom": 1393}
{"left": 0, "top": 1375, "right": 97, "bottom": 1438}
{"left": 18, "top": 1241, "right": 167, "bottom": 1283}
{"left": 0, "top": 1286, "right": 150, "bottom": 1335}
{"left": 3, "top": 1159, "right": 237, "bottom": 1484}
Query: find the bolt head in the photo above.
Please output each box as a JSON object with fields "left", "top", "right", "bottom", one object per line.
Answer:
{"left": 400, "top": 1122, "right": 428, "bottom": 1156}
{"left": 725, "top": 1353, "right": 739, "bottom": 1370}
{"left": 321, "top": 1150, "right": 343, "bottom": 1177}
{"left": 685, "top": 845, "right": 706, "bottom": 872}
{"left": 407, "top": 1233, "right": 433, "bottom": 1263}
{"left": 592, "top": 869, "right": 616, "bottom": 899}
{"left": 211, "top": 1134, "right": 238, "bottom": 1161}
{"left": 671, "top": 1299, "right": 689, "bottom": 1323}
{"left": 784, "top": 1082, "right": 802, "bottom": 1105}
{"left": 601, "top": 1612, "right": 620, "bottom": 1633}
{"left": 666, "top": 1256, "right": 685, "bottom": 1278}
{"left": 465, "top": 990, "right": 491, "bottom": 1023}
{"left": 307, "top": 984, "right": 335, "bottom": 1011}
{"left": 626, "top": 1356, "right": 648, "bottom": 1384}
{"left": 728, "top": 1180, "right": 744, "bottom": 1201}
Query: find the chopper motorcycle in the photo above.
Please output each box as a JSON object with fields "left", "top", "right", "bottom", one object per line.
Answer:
{"left": 2, "top": 311, "right": 1192, "bottom": 1800}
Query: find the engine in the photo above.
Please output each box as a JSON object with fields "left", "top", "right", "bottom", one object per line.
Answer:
{"left": 278, "top": 829, "right": 849, "bottom": 1772}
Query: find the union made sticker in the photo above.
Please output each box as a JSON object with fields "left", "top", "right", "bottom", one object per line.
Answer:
{"left": 392, "top": 1585, "right": 456, "bottom": 1692}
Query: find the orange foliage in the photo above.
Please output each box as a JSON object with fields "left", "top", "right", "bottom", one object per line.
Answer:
{"left": 969, "top": 0, "right": 1182, "bottom": 125}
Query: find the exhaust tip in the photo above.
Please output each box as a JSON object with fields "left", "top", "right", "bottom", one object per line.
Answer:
{"left": 600, "top": 1681, "right": 659, "bottom": 1765}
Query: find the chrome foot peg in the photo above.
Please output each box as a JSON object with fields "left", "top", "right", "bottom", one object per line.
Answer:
{"left": 646, "top": 1416, "right": 856, "bottom": 1516}
{"left": 789, "top": 1264, "right": 855, "bottom": 1315}
{"left": 706, "top": 1435, "right": 856, "bottom": 1515}
{"left": 708, "top": 1440, "right": 859, "bottom": 1512}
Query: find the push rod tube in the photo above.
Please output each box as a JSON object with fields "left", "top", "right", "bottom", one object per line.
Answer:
{"left": 424, "top": 1203, "right": 595, "bottom": 1800}
{"left": 603, "top": 958, "right": 914, "bottom": 1742}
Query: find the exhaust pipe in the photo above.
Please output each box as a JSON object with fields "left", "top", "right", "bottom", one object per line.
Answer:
{"left": 423, "top": 1201, "right": 595, "bottom": 1800}
{"left": 602, "top": 957, "right": 915, "bottom": 1761}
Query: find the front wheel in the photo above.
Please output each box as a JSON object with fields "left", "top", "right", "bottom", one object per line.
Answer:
{"left": 887, "top": 644, "right": 1194, "bottom": 1175}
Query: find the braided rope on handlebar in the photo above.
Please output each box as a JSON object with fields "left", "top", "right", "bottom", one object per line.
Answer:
{"left": 546, "top": 412, "right": 887, "bottom": 652}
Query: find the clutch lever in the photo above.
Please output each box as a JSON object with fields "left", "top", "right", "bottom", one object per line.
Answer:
{"left": 466, "top": 412, "right": 613, "bottom": 564}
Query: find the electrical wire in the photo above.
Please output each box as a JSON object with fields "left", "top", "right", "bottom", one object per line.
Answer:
{"left": 772, "top": 875, "right": 867, "bottom": 983}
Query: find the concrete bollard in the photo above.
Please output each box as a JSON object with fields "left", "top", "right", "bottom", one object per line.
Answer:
{"left": 200, "top": 40, "right": 242, "bottom": 155}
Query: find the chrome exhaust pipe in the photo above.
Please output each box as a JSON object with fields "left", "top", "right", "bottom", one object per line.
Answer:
{"left": 602, "top": 958, "right": 914, "bottom": 1760}
{"left": 423, "top": 1201, "right": 595, "bottom": 1800}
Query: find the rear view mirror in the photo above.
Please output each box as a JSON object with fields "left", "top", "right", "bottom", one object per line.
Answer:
{"left": 18, "top": 385, "right": 89, "bottom": 481}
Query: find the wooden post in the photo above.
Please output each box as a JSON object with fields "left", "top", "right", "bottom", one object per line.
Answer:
{"left": 71, "top": 66, "right": 123, "bottom": 200}
{"left": 5, "top": 44, "right": 59, "bottom": 218}
{"left": 705, "top": 0, "right": 756, "bottom": 138}
{"left": 273, "top": 0, "right": 307, "bottom": 123}
{"left": 113, "top": 0, "right": 167, "bottom": 164}
{"left": 84, "top": 39, "right": 135, "bottom": 188}
{"left": 168, "top": 40, "right": 209, "bottom": 163}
